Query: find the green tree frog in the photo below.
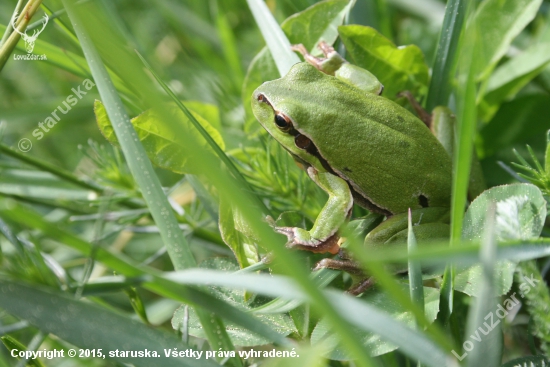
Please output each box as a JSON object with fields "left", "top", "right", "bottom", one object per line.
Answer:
{"left": 251, "top": 42, "right": 481, "bottom": 292}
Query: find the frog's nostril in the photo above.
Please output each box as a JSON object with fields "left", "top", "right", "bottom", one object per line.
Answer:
{"left": 257, "top": 93, "right": 271, "bottom": 106}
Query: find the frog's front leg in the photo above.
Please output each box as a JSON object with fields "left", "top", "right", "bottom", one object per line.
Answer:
{"left": 273, "top": 167, "right": 353, "bottom": 255}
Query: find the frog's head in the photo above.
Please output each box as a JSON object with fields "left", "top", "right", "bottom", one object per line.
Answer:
{"left": 251, "top": 63, "right": 329, "bottom": 166}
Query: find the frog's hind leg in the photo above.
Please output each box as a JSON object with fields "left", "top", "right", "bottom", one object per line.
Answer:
{"left": 313, "top": 253, "right": 376, "bottom": 295}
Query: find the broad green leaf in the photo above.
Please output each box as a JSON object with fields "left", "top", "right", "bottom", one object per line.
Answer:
{"left": 171, "top": 259, "right": 296, "bottom": 347}
{"left": 338, "top": 25, "right": 429, "bottom": 99}
{"left": 484, "top": 43, "right": 550, "bottom": 104}
{"left": 310, "top": 286, "right": 440, "bottom": 359}
{"left": 243, "top": 0, "right": 352, "bottom": 134}
{"left": 94, "top": 100, "right": 225, "bottom": 174}
{"left": 0, "top": 278, "right": 218, "bottom": 367}
{"left": 183, "top": 101, "right": 222, "bottom": 131}
{"left": 462, "top": 184, "right": 546, "bottom": 242}
{"left": 478, "top": 95, "right": 550, "bottom": 159}
{"left": 282, "top": 0, "right": 351, "bottom": 51}
{"left": 471, "top": 0, "right": 543, "bottom": 81}
{"left": 455, "top": 183, "right": 546, "bottom": 296}
{"left": 480, "top": 42, "right": 550, "bottom": 121}
{"left": 218, "top": 198, "right": 260, "bottom": 269}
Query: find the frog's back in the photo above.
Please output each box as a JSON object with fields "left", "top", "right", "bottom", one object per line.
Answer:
{"left": 293, "top": 76, "right": 452, "bottom": 215}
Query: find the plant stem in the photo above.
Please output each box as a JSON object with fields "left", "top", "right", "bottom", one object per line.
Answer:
{"left": 0, "top": 0, "right": 25, "bottom": 47}
{"left": 0, "top": 0, "right": 44, "bottom": 72}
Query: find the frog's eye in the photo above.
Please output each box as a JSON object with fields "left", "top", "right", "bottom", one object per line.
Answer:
{"left": 274, "top": 113, "right": 292, "bottom": 131}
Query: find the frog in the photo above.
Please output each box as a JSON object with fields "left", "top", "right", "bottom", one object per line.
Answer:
{"left": 251, "top": 42, "right": 483, "bottom": 294}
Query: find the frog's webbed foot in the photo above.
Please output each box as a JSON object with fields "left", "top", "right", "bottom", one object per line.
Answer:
{"left": 291, "top": 42, "right": 347, "bottom": 76}
{"left": 396, "top": 91, "right": 432, "bottom": 127}
{"left": 291, "top": 44, "right": 325, "bottom": 68}
{"left": 317, "top": 41, "right": 336, "bottom": 57}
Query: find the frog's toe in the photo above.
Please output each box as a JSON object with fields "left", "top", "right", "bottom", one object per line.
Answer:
{"left": 347, "top": 277, "right": 376, "bottom": 296}
{"left": 312, "top": 258, "right": 333, "bottom": 271}
{"left": 313, "top": 258, "right": 363, "bottom": 274}
{"left": 275, "top": 226, "right": 340, "bottom": 254}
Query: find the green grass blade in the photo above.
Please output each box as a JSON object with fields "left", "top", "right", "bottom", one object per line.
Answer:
{"left": 40, "top": 3, "right": 79, "bottom": 46}
{"left": 0, "top": 143, "right": 106, "bottom": 193}
{"left": 0, "top": 335, "right": 45, "bottom": 367}
{"left": 343, "top": 226, "right": 455, "bottom": 353}
{"left": 62, "top": 0, "right": 195, "bottom": 271}
{"left": 0, "top": 278, "right": 219, "bottom": 367}
{"left": 426, "top": 0, "right": 466, "bottom": 110}
{"left": 165, "top": 269, "right": 454, "bottom": 367}
{"left": 464, "top": 205, "right": 501, "bottom": 367}
{"left": 441, "top": 0, "right": 478, "bottom": 323}
{"left": 407, "top": 209, "right": 425, "bottom": 318}
{"left": 245, "top": 0, "right": 300, "bottom": 76}
{"left": 0, "top": 0, "right": 25, "bottom": 47}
